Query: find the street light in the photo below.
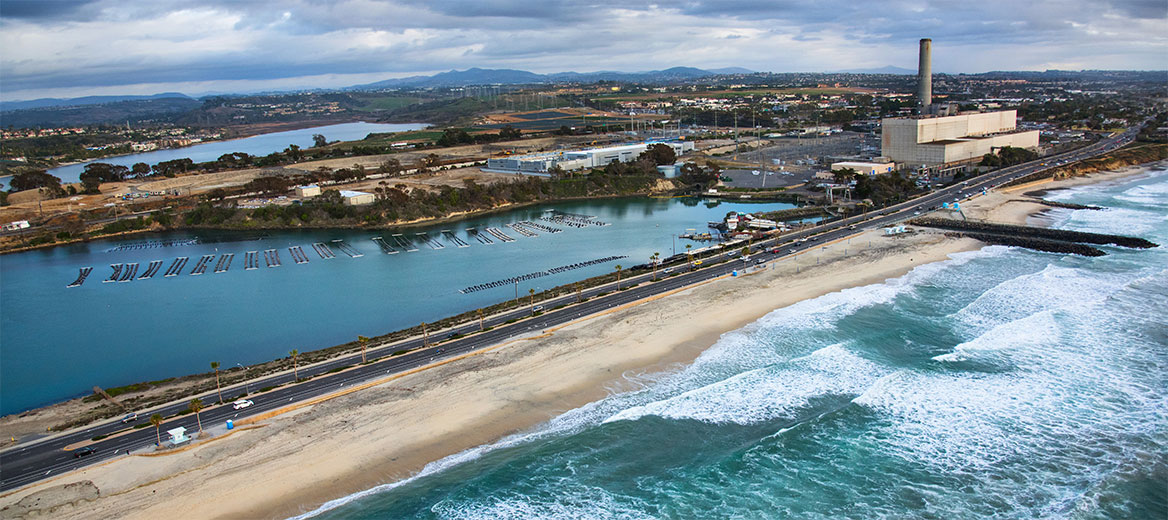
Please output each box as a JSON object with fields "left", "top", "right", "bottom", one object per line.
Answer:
{"left": 235, "top": 363, "right": 251, "bottom": 395}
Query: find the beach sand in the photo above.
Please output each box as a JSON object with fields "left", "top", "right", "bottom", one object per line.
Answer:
{"left": 0, "top": 164, "right": 1153, "bottom": 520}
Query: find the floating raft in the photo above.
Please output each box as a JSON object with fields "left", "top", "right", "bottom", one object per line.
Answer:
{"left": 106, "top": 238, "right": 198, "bottom": 252}
{"left": 138, "top": 260, "right": 164, "bottom": 279}
{"left": 484, "top": 227, "right": 515, "bottom": 243}
{"left": 442, "top": 230, "right": 470, "bottom": 248}
{"left": 190, "top": 254, "right": 216, "bottom": 275}
{"left": 164, "top": 257, "right": 189, "bottom": 277}
{"left": 506, "top": 223, "right": 537, "bottom": 238}
{"left": 264, "top": 249, "right": 281, "bottom": 268}
{"left": 67, "top": 267, "right": 93, "bottom": 288}
{"left": 371, "top": 237, "right": 398, "bottom": 254}
{"left": 244, "top": 251, "right": 260, "bottom": 270}
{"left": 459, "top": 255, "right": 627, "bottom": 294}
{"left": 417, "top": 232, "right": 445, "bottom": 249}
{"left": 332, "top": 240, "right": 363, "bottom": 257}
{"left": 117, "top": 263, "right": 139, "bottom": 282}
{"left": 468, "top": 228, "right": 494, "bottom": 245}
{"left": 312, "top": 242, "right": 335, "bottom": 259}
{"left": 289, "top": 246, "right": 310, "bottom": 264}
{"left": 103, "top": 263, "right": 124, "bottom": 283}
{"left": 519, "top": 220, "right": 561, "bottom": 234}
{"left": 214, "top": 253, "right": 234, "bottom": 273}
{"left": 390, "top": 234, "right": 417, "bottom": 252}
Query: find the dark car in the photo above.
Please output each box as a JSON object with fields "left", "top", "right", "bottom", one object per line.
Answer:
{"left": 73, "top": 446, "right": 96, "bottom": 458}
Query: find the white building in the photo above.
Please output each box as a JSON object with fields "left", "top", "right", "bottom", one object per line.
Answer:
{"left": 881, "top": 110, "right": 1040, "bottom": 167}
{"left": 339, "top": 190, "right": 375, "bottom": 206}
{"left": 294, "top": 185, "right": 321, "bottom": 197}
{"left": 486, "top": 141, "right": 695, "bottom": 176}
{"left": 2, "top": 220, "right": 31, "bottom": 231}
{"left": 829, "top": 161, "right": 896, "bottom": 175}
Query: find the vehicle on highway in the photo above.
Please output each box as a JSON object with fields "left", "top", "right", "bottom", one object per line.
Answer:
{"left": 693, "top": 260, "right": 703, "bottom": 266}
{"left": 533, "top": 305, "right": 543, "bottom": 312}
{"left": 73, "top": 446, "right": 96, "bottom": 458}
{"left": 727, "top": 250, "right": 738, "bottom": 257}
{"left": 120, "top": 412, "right": 138, "bottom": 423}
{"left": 663, "top": 267, "right": 673, "bottom": 273}
{"left": 752, "top": 170, "right": 760, "bottom": 175}
{"left": 770, "top": 247, "right": 780, "bottom": 254}
{"left": 232, "top": 399, "right": 253, "bottom": 410}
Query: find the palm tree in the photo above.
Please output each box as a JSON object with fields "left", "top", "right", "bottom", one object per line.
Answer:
{"left": 210, "top": 361, "right": 223, "bottom": 405}
{"left": 651, "top": 252, "right": 660, "bottom": 281}
{"left": 685, "top": 244, "right": 693, "bottom": 265}
{"left": 289, "top": 349, "right": 299, "bottom": 381}
{"left": 358, "top": 335, "right": 369, "bottom": 364}
{"left": 529, "top": 288, "right": 536, "bottom": 314}
{"left": 150, "top": 413, "right": 164, "bottom": 446}
{"left": 189, "top": 398, "right": 203, "bottom": 435}
{"left": 614, "top": 264, "right": 623, "bottom": 290}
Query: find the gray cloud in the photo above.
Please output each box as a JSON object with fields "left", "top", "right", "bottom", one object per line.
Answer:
{"left": 1, "top": 0, "right": 1164, "bottom": 100}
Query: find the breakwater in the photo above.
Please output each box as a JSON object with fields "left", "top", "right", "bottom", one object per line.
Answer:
{"left": 911, "top": 217, "right": 1158, "bottom": 250}
{"left": 1025, "top": 199, "right": 1104, "bottom": 211}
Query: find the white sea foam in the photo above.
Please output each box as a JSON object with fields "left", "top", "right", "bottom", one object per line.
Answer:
{"left": 431, "top": 485, "right": 654, "bottom": 520}
{"left": 604, "top": 344, "right": 885, "bottom": 425}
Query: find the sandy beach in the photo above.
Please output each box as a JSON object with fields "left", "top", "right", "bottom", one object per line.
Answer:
{"left": 0, "top": 163, "right": 1157, "bottom": 519}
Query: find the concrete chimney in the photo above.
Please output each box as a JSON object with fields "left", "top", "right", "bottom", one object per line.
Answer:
{"left": 918, "top": 38, "right": 932, "bottom": 108}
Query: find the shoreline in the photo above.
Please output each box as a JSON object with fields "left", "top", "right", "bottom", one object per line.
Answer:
{"left": 0, "top": 163, "right": 1158, "bottom": 519}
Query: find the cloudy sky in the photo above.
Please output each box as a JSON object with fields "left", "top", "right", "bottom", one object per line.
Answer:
{"left": 1, "top": 0, "right": 1165, "bottom": 101}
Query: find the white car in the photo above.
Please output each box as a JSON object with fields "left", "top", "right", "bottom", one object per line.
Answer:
{"left": 752, "top": 170, "right": 760, "bottom": 175}
{"left": 233, "top": 399, "right": 254, "bottom": 410}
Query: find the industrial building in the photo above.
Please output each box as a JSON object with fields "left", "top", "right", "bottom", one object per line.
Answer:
{"left": 339, "top": 190, "right": 375, "bottom": 206}
{"left": 881, "top": 39, "right": 1039, "bottom": 167}
{"left": 881, "top": 110, "right": 1040, "bottom": 166}
{"left": 485, "top": 141, "right": 695, "bottom": 176}
{"left": 829, "top": 161, "right": 895, "bottom": 175}
{"left": 294, "top": 185, "right": 321, "bottom": 197}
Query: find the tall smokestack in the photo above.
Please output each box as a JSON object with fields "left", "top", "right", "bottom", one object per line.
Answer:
{"left": 917, "top": 38, "right": 932, "bottom": 109}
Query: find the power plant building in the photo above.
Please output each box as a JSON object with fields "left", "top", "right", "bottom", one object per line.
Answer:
{"left": 486, "top": 141, "right": 695, "bottom": 176}
{"left": 881, "top": 110, "right": 1040, "bottom": 167}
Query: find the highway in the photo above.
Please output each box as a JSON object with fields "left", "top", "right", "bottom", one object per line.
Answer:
{"left": 0, "top": 126, "right": 1139, "bottom": 492}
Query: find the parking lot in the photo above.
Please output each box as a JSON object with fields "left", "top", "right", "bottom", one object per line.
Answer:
{"left": 720, "top": 168, "right": 808, "bottom": 188}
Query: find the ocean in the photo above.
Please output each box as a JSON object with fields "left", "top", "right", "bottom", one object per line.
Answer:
{"left": 295, "top": 166, "right": 1168, "bottom": 519}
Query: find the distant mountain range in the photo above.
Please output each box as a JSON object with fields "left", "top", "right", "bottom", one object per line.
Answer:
{"left": 354, "top": 66, "right": 756, "bottom": 89}
{"left": 0, "top": 92, "right": 194, "bottom": 112}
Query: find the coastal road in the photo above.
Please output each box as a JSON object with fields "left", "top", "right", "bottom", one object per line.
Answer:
{"left": 0, "top": 126, "right": 1140, "bottom": 493}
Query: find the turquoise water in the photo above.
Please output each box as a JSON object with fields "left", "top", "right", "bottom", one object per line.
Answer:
{"left": 39, "top": 122, "right": 427, "bottom": 184}
{"left": 0, "top": 197, "right": 791, "bottom": 415}
{"left": 297, "top": 167, "right": 1168, "bottom": 519}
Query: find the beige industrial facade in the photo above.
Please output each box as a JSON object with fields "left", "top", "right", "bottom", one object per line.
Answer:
{"left": 881, "top": 110, "right": 1039, "bottom": 167}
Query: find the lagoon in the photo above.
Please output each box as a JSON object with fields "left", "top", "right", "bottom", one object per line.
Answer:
{"left": 0, "top": 196, "right": 794, "bottom": 415}
{"left": 43, "top": 122, "right": 427, "bottom": 184}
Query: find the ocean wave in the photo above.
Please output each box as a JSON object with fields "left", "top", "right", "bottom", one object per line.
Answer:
{"left": 604, "top": 344, "right": 885, "bottom": 425}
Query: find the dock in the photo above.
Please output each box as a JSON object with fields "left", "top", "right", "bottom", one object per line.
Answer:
{"left": 312, "top": 242, "right": 336, "bottom": 259}
{"left": 442, "top": 230, "right": 470, "bottom": 248}
{"left": 106, "top": 237, "right": 198, "bottom": 252}
{"left": 138, "top": 260, "right": 164, "bottom": 279}
{"left": 244, "top": 251, "right": 260, "bottom": 270}
{"left": 519, "top": 220, "right": 561, "bottom": 234}
{"left": 468, "top": 228, "right": 494, "bottom": 245}
{"left": 506, "top": 223, "right": 537, "bottom": 238}
{"left": 371, "top": 237, "right": 399, "bottom": 254}
{"left": 331, "top": 240, "right": 364, "bottom": 257}
{"left": 117, "top": 263, "right": 139, "bottom": 282}
{"left": 213, "top": 253, "right": 234, "bottom": 273}
{"left": 390, "top": 234, "right": 417, "bottom": 252}
{"left": 164, "top": 257, "right": 189, "bottom": 277}
{"left": 417, "top": 232, "right": 445, "bottom": 249}
{"left": 103, "top": 263, "right": 123, "bottom": 283}
{"left": 289, "top": 246, "right": 310, "bottom": 264}
{"left": 67, "top": 267, "right": 93, "bottom": 288}
{"left": 459, "top": 255, "right": 627, "bottom": 294}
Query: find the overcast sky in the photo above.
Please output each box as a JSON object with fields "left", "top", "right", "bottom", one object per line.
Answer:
{"left": 1, "top": 0, "right": 1165, "bottom": 101}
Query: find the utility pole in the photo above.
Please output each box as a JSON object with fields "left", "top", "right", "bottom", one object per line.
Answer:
{"left": 576, "top": 283, "right": 582, "bottom": 303}
{"left": 478, "top": 309, "right": 484, "bottom": 331}
{"left": 421, "top": 322, "right": 429, "bottom": 347}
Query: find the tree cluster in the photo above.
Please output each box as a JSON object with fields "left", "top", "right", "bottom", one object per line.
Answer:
{"left": 979, "top": 146, "right": 1039, "bottom": 168}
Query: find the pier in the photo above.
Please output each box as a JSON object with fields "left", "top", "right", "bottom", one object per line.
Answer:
{"left": 442, "top": 230, "right": 471, "bottom": 248}
{"left": 332, "top": 240, "right": 364, "bottom": 257}
{"left": 289, "top": 246, "right": 310, "bottom": 264}
{"left": 214, "top": 253, "right": 234, "bottom": 273}
{"left": 312, "top": 242, "right": 336, "bottom": 259}
{"left": 390, "top": 234, "right": 417, "bottom": 252}
{"left": 138, "top": 260, "right": 164, "bottom": 279}
{"left": 417, "top": 232, "right": 445, "bottom": 249}
{"left": 67, "top": 267, "right": 93, "bottom": 288}
{"left": 164, "top": 257, "right": 189, "bottom": 277}
{"left": 264, "top": 249, "right": 282, "bottom": 268}
{"left": 190, "top": 254, "right": 216, "bottom": 275}
{"left": 371, "top": 237, "right": 398, "bottom": 254}
{"left": 484, "top": 227, "right": 515, "bottom": 243}
{"left": 244, "top": 251, "right": 260, "bottom": 270}
{"left": 103, "top": 264, "right": 123, "bottom": 283}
